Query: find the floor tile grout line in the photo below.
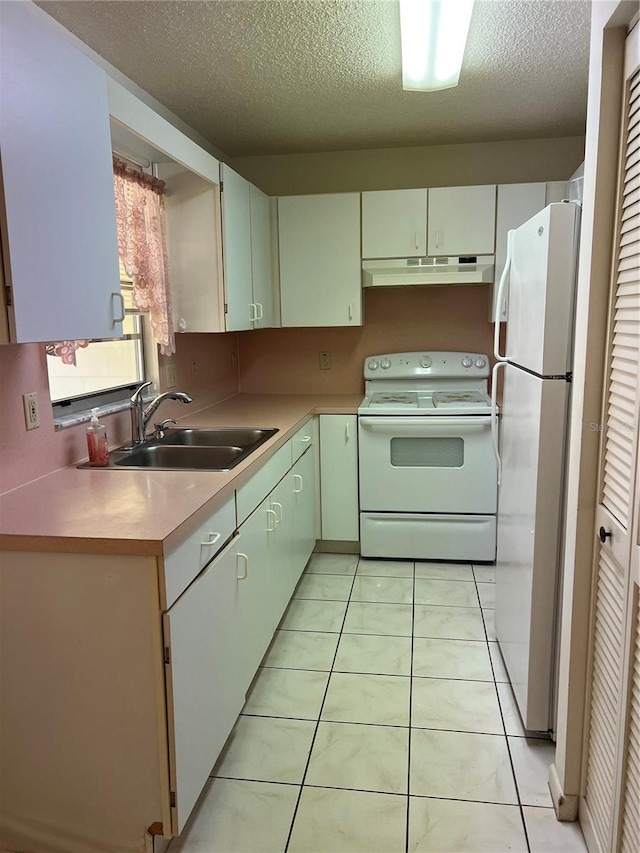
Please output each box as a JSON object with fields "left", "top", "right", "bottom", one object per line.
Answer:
{"left": 405, "top": 560, "right": 416, "bottom": 853}
{"left": 213, "top": 774, "right": 529, "bottom": 808}
{"left": 479, "top": 556, "right": 532, "bottom": 853}
{"left": 282, "top": 557, "right": 360, "bottom": 853}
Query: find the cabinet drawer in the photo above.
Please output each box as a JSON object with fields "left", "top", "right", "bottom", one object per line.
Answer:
{"left": 163, "top": 496, "right": 236, "bottom": 608}
{"left": 290, "top": 419, "right": 314, "bottom": 464}
{"left": 236, "top": 441, "right": 291, "bottom": 524}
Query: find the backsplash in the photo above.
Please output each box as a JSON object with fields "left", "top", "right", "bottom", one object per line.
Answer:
{"left": 238, "top": 286, "right": 494, "bottom": 395}
{"left": 0, "top": 333, "right": 239, "bottom": 494}
{"left": 0, "top": 287, "right": 494, "bottom": 493}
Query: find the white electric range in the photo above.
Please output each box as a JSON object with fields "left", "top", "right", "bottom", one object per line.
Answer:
{"left": 358, "top": 351, "right": 498, "bottom": 561}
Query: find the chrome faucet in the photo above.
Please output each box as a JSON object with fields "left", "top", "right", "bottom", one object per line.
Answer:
{"left": 130, "top": 381, "right": 193, "bottom": 446}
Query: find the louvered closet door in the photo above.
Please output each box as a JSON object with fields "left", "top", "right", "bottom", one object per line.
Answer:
{"left": 582, "top": 25, "right": 640, "bottom": 853}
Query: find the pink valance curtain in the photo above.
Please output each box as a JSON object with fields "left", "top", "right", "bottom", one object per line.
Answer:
{"left": 47, "top": 159, "right": 175, "bottom": 364}
{"left": 113, "top": 158, "right": 175, "bottom": 356}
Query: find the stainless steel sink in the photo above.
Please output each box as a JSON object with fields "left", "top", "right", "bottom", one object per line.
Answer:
{"left": 78, "top": 426, "right": 278, "bottom": 471}
{"left": 115, "top": 444, "right": 245, "bottom": 470}
{"left": 159, "top": 427, "right": 278, "bottom": 449}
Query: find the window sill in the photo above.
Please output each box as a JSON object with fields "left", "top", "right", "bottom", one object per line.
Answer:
{"left": 53, "top": 395, "right": 154, "bottom": 431}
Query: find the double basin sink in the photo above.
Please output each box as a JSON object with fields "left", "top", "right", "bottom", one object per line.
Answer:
{"left": 94, "top": 427, "right": 278, "bottom": 471}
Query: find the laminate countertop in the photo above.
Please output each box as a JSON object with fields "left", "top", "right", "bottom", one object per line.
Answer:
{"left": 0, "top": 394, "right": 361, "bottom": 556}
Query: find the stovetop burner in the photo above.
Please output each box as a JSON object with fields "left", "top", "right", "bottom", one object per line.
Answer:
{"left": 370, "top": 392, "right": 418, "bottom": 405}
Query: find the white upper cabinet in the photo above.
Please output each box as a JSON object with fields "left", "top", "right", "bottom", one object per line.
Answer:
{"left": 221, "top": 165, "right": 254, "bottom": 332}
{"left": 0, "top": 3, "right": 121, "bottom": 343}
{"left": 159, "top": 162, "right": 225, "bottom": 334}
{"left": 249, "top": 185, "right": 275, "bottom": 329}
{"left": 278, "top": 193, "right": 362, "bottom": 327}
{"left": 221, "top": 166, "right": 275, "bottom": 332}
{"left": 427, "top": 185, "right": 497, "bottom": 256}
{"left": 492, "top": 183, "right": 547, "bottom": 322}
{"left": 362, "top": 189, "right": 428, "bottom": 258}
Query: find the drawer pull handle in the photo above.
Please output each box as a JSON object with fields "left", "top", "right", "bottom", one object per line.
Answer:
{"left": 293, "top": 474, "right": 303, "bottom": 493}
{"left": 201, "top": 531, "right": 221, "bottom": 547}
{"left": 348, "top": 302, "right": 354, "bottom": 321}
{"left": 249, "top": 303, "right": 257, "bottom": 323}
{"left": 345, "top": 421, "right": 350, "bottom": 441}
{"left": 236, "top": 552, "right": 249, "bottom": 580}
{"left": 266, "top": 508, "right": 277, "bottom": 532}
{"left": 256, "top": 302, "right": 264, "bottom": 320}
{"left": 300, "top": 435, "right": 311, "bottom": 444}
{"left": 272, "top": 501, "right": 283, "bottom": 523}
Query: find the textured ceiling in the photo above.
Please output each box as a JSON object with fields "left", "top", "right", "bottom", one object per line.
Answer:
{"left": 36, "top": 0, "right": 591, "bottom": 157}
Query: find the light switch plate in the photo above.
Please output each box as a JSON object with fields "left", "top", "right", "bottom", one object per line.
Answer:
{"left": 166, "top": 363, "right": 177, "bottom": 388}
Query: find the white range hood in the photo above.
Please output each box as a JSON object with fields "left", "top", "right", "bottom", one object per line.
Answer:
{"left": 362, "top": 256, "right": 495, "bottom": 288}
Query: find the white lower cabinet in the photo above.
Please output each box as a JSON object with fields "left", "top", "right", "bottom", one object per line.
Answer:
{"left": 0, "top": 426, "right": 320, "bottom": 852}
{"left": 163, "top": 533, "right": 247, "bottom": 833}
{"left": 292, "top": 448, "right": 317, "bottom": 573}
{"left": 319, "top": 415, "right": 359, "bottom": 542}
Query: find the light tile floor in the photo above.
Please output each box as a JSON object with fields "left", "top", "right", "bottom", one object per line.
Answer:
{"left": 169, "top": 554, "right": 589, "bottom": 853}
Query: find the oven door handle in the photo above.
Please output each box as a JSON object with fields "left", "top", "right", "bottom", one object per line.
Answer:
{"left": 359, "top": 416, "right": 492, "bottom": 430}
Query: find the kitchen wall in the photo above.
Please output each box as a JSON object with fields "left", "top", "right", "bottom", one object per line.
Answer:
{"left": 234, "top": 135, "right": 583, "bottom": 394}
{"left": 239, "top": 285, "right": 492, "bottom": 395}
{"left": 230, "top": 136, "right": 585, "bottom": 196}
{"left": 0, "top": 333, "right": 239, "bottom": 494}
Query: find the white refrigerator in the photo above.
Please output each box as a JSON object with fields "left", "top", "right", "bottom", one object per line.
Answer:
{"left": 492, "top": 201, "right": 581, "bottom": 734}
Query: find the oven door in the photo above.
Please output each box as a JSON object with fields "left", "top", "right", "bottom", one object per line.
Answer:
{"left": 358, "top": 416, "right": 497, "bottom": 513}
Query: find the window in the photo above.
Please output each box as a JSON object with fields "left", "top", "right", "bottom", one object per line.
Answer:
{"left": 46, "top": 261, "right": 156, "bottom": 417}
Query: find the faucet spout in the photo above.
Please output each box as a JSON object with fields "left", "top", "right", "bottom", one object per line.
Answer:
{"left": 129, "top": 383, "right": 193, "bottom": 446}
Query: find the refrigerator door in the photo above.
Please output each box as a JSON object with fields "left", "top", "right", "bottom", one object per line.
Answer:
{"left": 506, "top": 202, "right": 580, "bottom": 376}
{"left": 495, "top": 365, "right": 569, "bottom": 732}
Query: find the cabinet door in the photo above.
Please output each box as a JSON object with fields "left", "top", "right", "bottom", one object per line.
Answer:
{"left": 278, "top": 193, "right": 362, "bottom": 327}
{"left": 362, "top": 189, "right": 428, "bottom": 258}
{"left": 492, "top": 183, "right": 547, "bottom": 322}
{"left": 237, "top": 493, "right": 281, "bottom": 676}
{"left": 270, "top": 478, "right": 297, "bottom": 618}
{"left": 161, "top": 163, "right": 225, "bottom": 333}
{"left": 320, "top": 415, "right": 359, "bottom": 541}
{"left": 250, "top": 184, "right": 275, "bottom": 328}
{"left": 292, "top": 448, "right": 317, "bottom": 577}
{"left": 428, "top": 185, "right": 496, "bottom": 256}
{"left": 164, "top": 534, "right": 248, "bottom": 833}
{"left": 0, "top": 2, "right": 121, "bottom": 342}
{"left": 221, "top": 165, "right": 253, "bottom": 331}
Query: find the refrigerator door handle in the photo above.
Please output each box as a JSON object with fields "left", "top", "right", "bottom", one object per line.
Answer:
{"left": 494, "top": 229, "right": 514, "bottom": 362}
{"left": 491, "top": 361, "right": 505, "bottom": 485}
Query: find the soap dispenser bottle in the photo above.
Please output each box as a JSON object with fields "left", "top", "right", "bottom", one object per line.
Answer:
{"left": 86, "top": 408, "right": 109, "bottom": 467}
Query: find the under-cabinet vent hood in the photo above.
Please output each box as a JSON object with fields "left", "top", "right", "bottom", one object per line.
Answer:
{"left": 362, "top": 256, "right": 495, "bottom": 288}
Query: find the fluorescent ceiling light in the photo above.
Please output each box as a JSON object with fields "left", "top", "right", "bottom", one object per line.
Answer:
{"left": 400, "top": 0, "right": 475, "bottom": 92}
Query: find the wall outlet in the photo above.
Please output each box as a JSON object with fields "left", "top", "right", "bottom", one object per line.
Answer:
{"left": 319, "top": 351, "right": 331, "bottom": 370}
{"left": 166, "top": 363, "right": 177, "bottom": 388}
{"left": 191, "top": 360, "right": 199, "bottom": 381}
{"left": 23, "top": 392, "right": 40, "bottom": 430}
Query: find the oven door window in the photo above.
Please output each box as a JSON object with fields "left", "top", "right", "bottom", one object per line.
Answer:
{"left": 390, "top": 437, "right": 464, "bottom": 468}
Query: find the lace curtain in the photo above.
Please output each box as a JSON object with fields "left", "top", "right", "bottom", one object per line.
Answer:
{"left": 113, "top": 158, "right": 175, "bottom": 356}
{"left": 46, "top": 158, "right": 175, "bottom": 364}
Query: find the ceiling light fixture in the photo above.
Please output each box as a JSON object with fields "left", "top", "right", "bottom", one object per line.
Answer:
{"left": 400, "top": 0, "right": 475, "bottom": 92}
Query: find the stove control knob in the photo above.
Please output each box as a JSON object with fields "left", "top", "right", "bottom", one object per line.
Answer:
{"left": 461, "top": 356, "right": 473, "bottom": 368}
{"left": 367, "top": 359, "right": 379, "bottom": 371}
{"left": 380, "top": 359, "right": 392, "bottom": 370}
{"left": 475, "top": 357, "right": 487, "bottom": 369}
{"left": 419, "top": 355, "right": 432, "bottom": 369}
